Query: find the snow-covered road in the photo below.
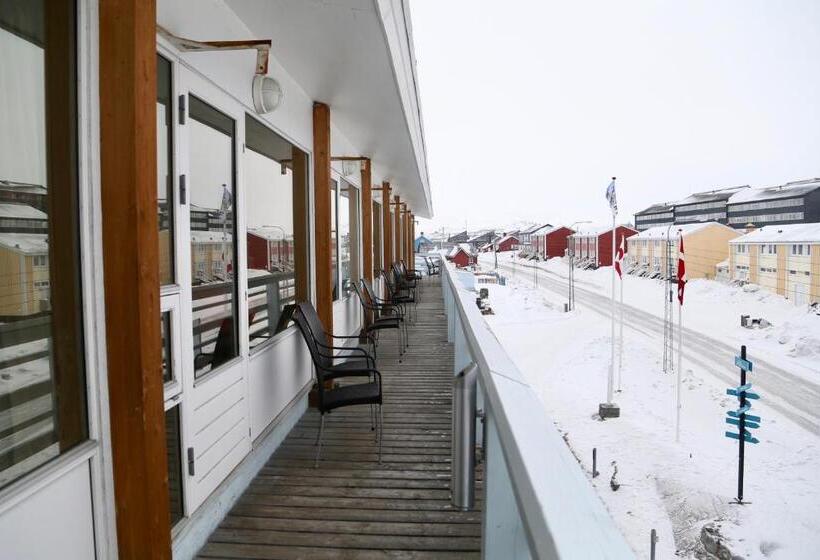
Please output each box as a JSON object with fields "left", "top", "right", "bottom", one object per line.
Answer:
{"left": 496, "top": 260, "right": 820, "bottom": 435}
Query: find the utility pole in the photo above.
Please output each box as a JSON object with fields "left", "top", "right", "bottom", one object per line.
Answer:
{"left": 662, "top": 225, "right": 674, "bottom": 373}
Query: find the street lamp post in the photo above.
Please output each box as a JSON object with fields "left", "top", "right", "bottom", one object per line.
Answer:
{"left": 567, "top": 221, "right": 592, "bottom": 311}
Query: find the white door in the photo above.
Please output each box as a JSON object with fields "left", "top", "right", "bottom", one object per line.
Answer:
{"left": 176, "top": 67, "right": 251, "bottom": 513}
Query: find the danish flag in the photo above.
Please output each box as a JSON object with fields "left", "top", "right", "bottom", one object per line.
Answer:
{"left": 677, "top": 235, "right": 686, "bottom": 305}
{"left": 614, "top": 234, "right": 625, "bottom": 278}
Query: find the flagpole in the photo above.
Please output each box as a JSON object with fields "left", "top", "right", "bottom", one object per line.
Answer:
{"left": 618, "top": 270, "right": 623, "bottom": 391}
{"left": 676, "top": 231, "right": 683, "bottom": 443}
{"left": 608, "top": 189, "right": 616, "bottom": 405}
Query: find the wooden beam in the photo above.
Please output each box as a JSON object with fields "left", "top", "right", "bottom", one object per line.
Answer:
{"left": 361, "top": 159, "right": 373, "bottom": 283}
{"left": 313, "top": 102, "right": 333, "bottom": 332}
{"left": 393, "top": 195, "right": 402, "bottom": 261}
{"left": 100, "top": 0, "right": 171, "bottom": 557}
{"left": 382, "top": 182, "right": 392, "bottom": 269}
{"left": 330, "top": 156, "right": 369, "bottom": 162}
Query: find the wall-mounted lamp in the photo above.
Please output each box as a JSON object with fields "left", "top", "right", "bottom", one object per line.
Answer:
{"left": 253, "top": 75, "right": 283, "bottom": 114}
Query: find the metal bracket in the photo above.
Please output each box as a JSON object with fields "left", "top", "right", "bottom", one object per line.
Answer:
{"left": 179, "top": 174, "right": 186, "bottom": 205}
{"left": 187, "top": 447, "right": 195, "bottom": 477}
{"left": 157, "top": 24, "right": 271, "bottom": 75}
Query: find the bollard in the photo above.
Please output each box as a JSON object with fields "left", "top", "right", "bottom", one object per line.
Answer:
{"left": 650, "top": 529, "right": 658, "bottom": 560}
{"left": 592, "top": 447, "right": 599, "bottom": 478}
{"left": 451, "top": 362, "right": 478, "bottom": 511}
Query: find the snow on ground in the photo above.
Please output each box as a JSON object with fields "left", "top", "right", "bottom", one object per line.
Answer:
{"left": 481, "top": 252, "right": 820, "bottom": 385}
{"left": 475, "top": 265, "right": 820, "bottom": 559}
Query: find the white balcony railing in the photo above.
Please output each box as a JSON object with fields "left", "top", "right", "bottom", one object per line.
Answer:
{"left": 441, "top": 262, "right": 635, "bottom": 559}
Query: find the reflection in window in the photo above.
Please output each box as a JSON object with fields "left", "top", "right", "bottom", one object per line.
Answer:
{"left": 339, "top": 182, "right": 359, "bottom": 298}
{"left": 188, "top": 96, "right": 238, "bottom": 377}
{"left": 161, "top": 311, "right": 172, "bottom": 383}
{"left": 0, "top": 1, "right": 88, "bottom": 489}
{"left": 165, "top": 405, "right": 184, "bottom": 527}
{"left": 157, "top": 54, "right": 174, "bottom": 285}
{"left": 331, "top": 180, "right": 338, "bottom": 301}
{"left": 244, "top": 115, "right": 308, "bottom": 348}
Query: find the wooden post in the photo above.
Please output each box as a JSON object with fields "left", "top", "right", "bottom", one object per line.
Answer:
{"left": 361, "top": 159, "right": 373, "bottom": 283}
{"left": 393, "top": 195, "right": 402, "bottom": 262}
{"left": 99, "top": 0, "right": 172, "bottom": 557}
{"left": 382, "top": 182, "right": 392, "bottom": 270}
{"left": 410, "top": 212, "right": 416, "bottom": 263}
{"left": 313, "top": 102, "right": 333, "bottom": 332}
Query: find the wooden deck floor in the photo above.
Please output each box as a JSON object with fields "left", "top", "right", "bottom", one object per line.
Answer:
{"left": 198, "top": 278, "right": 483, "bottom": 559}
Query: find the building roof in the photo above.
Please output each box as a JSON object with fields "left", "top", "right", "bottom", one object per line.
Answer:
{"left": 496, "top": 233, "right": 520, "bottom": 244}
{"left": 0, "top": 181, "right": 47, "bottom": 195}
{"left": 571, "top": 224, "right": 636, "bottom": 237}
{"left": 0, "top": 233, "right": 48, "bottom": 254}
{"left": 0, "top": 203, "right": 47, "bottom": 220}
{"left": 248, "top": 226, "right": 292, "bottom": 241}
{"left": 729, "top": 223, "right": 820, "bottom": 244}
{"left": 635, "top": 202, "right": 674, "bottom": 216}
{"left": 633, "top": 222, "right": 734, "bottom": 240}
{"left": 448, "top": 243, "right": 474, "bottom": 258}
{"left": 519, "top": 223, "right": 552, "bottom": 235}
{"left": 447, "top": 230, "right": 469, "bottom": 243}
{"left": 727, "top": 178, "right": 820, "bottom": 205}
{"left": 191, "top": 230, "right": 233, "bottom": 243}
{"left": 675, "top": 185, "right": 749, "bottom": 207}
{"left": 414, "top": 235, "right": 432, "bottom": 244}
{"left": 467, "top": 230, "right": 495, "bottom": 244}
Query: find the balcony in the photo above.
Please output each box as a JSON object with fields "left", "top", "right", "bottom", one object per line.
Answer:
{"left": 197, "top": 262, "right": 633, "bottom": 559}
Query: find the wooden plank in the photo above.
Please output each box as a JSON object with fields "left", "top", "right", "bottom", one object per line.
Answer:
{"left": 99, "top": 0, "right": 172, "bottom": 557}
{"left": 220, "top": 516, "right": 480, "bottom": 537}
{"left": 199, "top": 542, "right": 480, "bottom": 560}
{"left": 313, "top": 102, "right": 333, "bottom": 332}
{"left": 361, "top": 159, "right": 373, "bottom": 283}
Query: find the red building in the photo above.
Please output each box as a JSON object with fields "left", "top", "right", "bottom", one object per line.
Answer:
{"left": 447, "top": 244, "right": 476, "bottom": 268}
{"left": 496, "top": 234, "right": 520, "bottom": 252}
{"left": 570, "top": 225, "right": 637, "bottom": 267}
{"left": 535, "top": 226, "right": 575, "bottom": 258}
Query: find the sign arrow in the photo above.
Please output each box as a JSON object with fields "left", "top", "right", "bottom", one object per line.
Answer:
{"left": 726, "top": 417, "right": 761, "bottom": 429}
{"left": 727, "top": 410, "right": 761, "bottom": 423}
{"left": 725, "top": 431, "right": 760, "bottom": 444}
{"left": 735, "top": 355, "right": 753, "bottom": 372}
{"left": 727, "top": 388, "right": 760, "bottom": 399}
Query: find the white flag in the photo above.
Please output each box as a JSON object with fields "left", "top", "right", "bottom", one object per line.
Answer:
{"left": 220, "top": 184, "right": 232, "bottom": 214}
{"left": 605, "top": 179, "right": 617, "bottom": 214}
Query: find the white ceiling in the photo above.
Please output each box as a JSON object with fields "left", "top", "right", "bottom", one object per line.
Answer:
{"left": 225, "top": 0, "right": 432, "bottom": 217}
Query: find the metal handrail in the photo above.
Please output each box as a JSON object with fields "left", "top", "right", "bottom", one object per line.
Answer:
{"left": 441, "top": 262, "right": 634, "bottom": 559}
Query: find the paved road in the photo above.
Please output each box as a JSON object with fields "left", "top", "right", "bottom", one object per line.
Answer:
{"left": 497, "top": 261, "right": 820, "bottom": 436}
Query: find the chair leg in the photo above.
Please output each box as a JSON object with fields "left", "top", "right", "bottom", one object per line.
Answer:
{"left": 314, "top": 413, "right": 325, "bottom": 468}
{"left": 370, "top": 404, "right": 375, "bottom": 432}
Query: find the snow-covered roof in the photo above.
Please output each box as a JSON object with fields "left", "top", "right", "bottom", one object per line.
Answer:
{"left": 635, "top": 202, "right": 674, "bottom": 215}
{"left": 0, "top": 203, "right": 46, "bottom": 220}
{"left": 634, "top": 222, "right": 734, "bottom": 240}
{"left": 191, "top": 230, "right": 233, "bottom": 243}
{"left": 248, "top": 226, "right": 293, "bottom": 241}
{"left": 727, "top": 178, "right": 820, "bottom": 205}
{"left": 571, "top": 224, "right": 636, "bottom": 238}
{"left": 675, "top": 185, "right": 749, "bottom": 206}
{"left": 497, "top": 233, "right": 520, "bottom": 244}
{"left": 0, "top": 233, "right": 48, "bottom": 254}
{"left": 448, "top": 243, "right": 474, "bottom": 257}
{"left": 729, "top": 223, "right": 820, "bottom": 244}
{"left": 520, "top": 223, "right": 552, "bottom": 235}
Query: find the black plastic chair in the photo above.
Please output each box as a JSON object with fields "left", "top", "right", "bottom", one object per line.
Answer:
{"left": 292, "top": 302, "right": 376, "bottom": 372}
{"left": 292, "top": 303, "right": 383, "bottom": 467}
{"left": 380, "top": 269, "right": 416, "bottom": 322}
{"left": 354, "top": 280, "right": 406, "bottom": 358}
{"left": 425, "top": 256, "right": 440, "bottom": 277}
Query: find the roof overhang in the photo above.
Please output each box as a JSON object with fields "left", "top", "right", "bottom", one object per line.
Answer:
{"left": 224, "top": 0, "right": 432, "bottom": 217}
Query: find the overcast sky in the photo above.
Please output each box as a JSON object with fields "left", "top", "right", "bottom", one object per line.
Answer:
{"left": 410, "top": 0, "right": 820, "bottom": 236}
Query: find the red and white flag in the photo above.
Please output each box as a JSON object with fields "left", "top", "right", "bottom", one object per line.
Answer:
{"left": 614, "top": 234, "right": 625, "bottom": 278}
{"left": 677, "top": 235, "right": 686, "bottom": 305}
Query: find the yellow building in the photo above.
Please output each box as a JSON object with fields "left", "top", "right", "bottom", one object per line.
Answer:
{"left": 0, "top": 233, "right": 50, "bottom": 316}
{"left": 628, "top": 222, "right": 740, "bottom": 279}
{"left": 729, "top": 224, "right": 820, "bottom": 305}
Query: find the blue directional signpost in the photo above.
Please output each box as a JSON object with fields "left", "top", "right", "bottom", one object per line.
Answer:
{"left": 725, "top": 345, "right": 760, "bottom": 503}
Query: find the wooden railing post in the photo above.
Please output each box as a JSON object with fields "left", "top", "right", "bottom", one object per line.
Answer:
{"left": 313, "top": 102, "right": 333, "bottom": 332}
{"left": 100, "top": 0, "right": 172, "bottom": 556}
{"left": 361, "top": 159, "right": 373, "bottom": 283}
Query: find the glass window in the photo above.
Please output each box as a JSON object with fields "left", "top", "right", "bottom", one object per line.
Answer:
{"left": 165, "top": 405, "right": 184, "bottom": 527}
{"left": 188, "top": 96, "right": 238, "bottom": 377}
{"left": 161, "top": 311, "right": 172, "bottom": 383}
{"left": 331, "top": 180, "right": 338, "bottom": 301}
{"left": 0, "top": 1, "right": 88, "bottom": 489}
{"left": 338, "top": 181, "right": 358, "bottom": 299}
{"left": 157, "top": 54, "right": 174, "bottom": 285}
{"left": 244, "top": 115, "right": 308, "bottom": 348}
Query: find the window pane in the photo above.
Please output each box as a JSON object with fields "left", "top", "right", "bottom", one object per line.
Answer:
{"left": 188, "top": 96, "right": 237, "bottom": 377}
{"left": 339, "top": 182, "right": 353, "bottom": 298}
{"left": 165, "top": 405, "right": 184, "bottom": 527}
{"left": 0, "top": 1, "right": 88, "bottom": 490}
{"left": 331, "top": 180, "right": 338, "bottom": 301}
{"left": 157, "top": 54, "right": 174, "bottom": 285}
{"left": 161, "top": 311, "right": 172, "bottom": 383}
{"left": 244, "top": 115, "right": 307, "bottom": 348}
{"left": 372, "top": 201, "right": 382, "bottom": 273}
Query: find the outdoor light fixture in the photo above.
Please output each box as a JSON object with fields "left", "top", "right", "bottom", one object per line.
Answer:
{"left": 252, "top": 74, "right": 283, "bottom": 114}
